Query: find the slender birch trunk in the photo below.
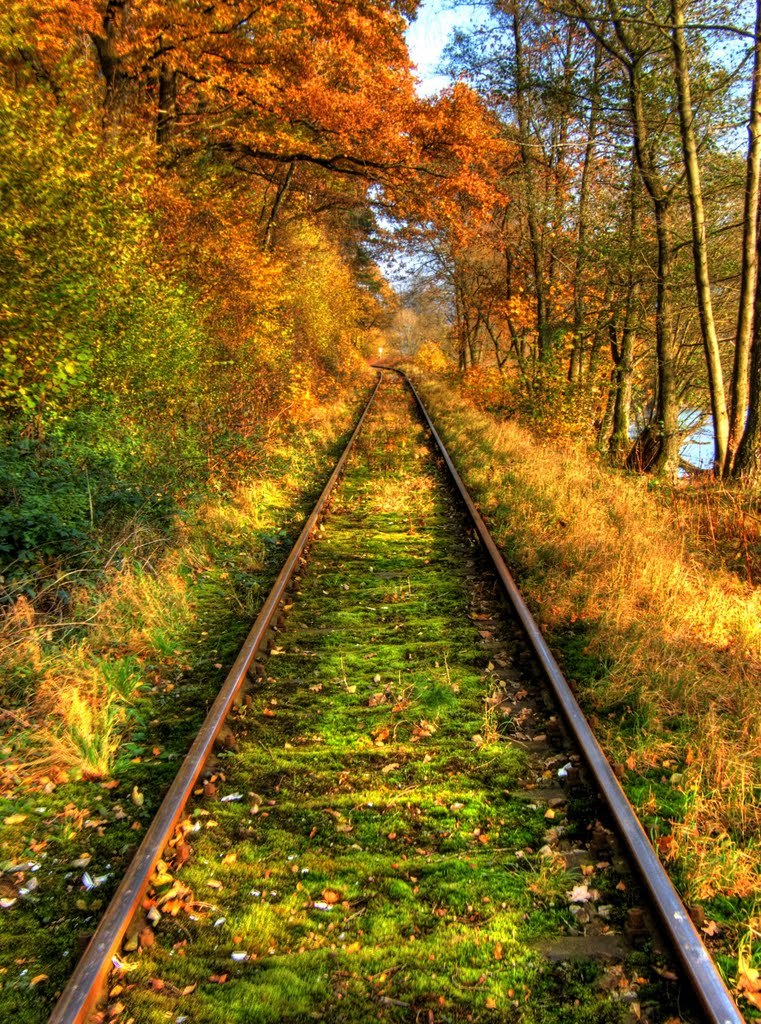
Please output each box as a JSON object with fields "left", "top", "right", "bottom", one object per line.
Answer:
{"left": 728, "top": 0, "right": 761, "bottom": 467}
{"left": 670, "top": 0, "right": 729, "bottom": 473}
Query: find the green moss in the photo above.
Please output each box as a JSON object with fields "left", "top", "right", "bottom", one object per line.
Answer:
{"left": 112, "top": 377, "right": 680, "bottom": 1023}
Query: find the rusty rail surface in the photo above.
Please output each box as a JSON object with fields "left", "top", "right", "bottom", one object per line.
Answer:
{"left": 393, "top": 367, "right": 743, "bottom": 1024}
{"left": 49, "top": 374, "right": 382, "bottom": 1024}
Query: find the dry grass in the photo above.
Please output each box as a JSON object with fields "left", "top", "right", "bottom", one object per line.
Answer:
{"left": 34, "top": 648, "right": 142, "bottom": 779}
{"left": 666, "top": 482, "right": 761, "bottom": 585}
{"left": 413, "top": 373, "right": 761, "bottom": 907}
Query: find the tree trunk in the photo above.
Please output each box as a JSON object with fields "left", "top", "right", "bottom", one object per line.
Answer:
{"left": 90, "top": 1, "right": 132, "bottom": 110}
{"left": 733, "top": 323, "right": 761, "bottom": 479}
{"left": 262, "top": 161, "right": 295, "bottom": 249}
{"left": 622, "top": 50, "right": 680, "bottom": 476}
{"left": 156, "top": 62, "right": 177, "bottom": 145}
{"left": 569, "top": 42, "right": 602, "bottom": 387}
{"left": 728, "top": 0, "right": 761, "bottom": 467}
{"left": 651, "top": 197, "right": 681, "bottom": 476}
{"left": 512, "top": 12, "right": 550, "bottom": 359}
{"left": 670, "top": 0, "right": 729, "bottom": 473}
{"left": 733, "top": 222, "right": 761, "bottom": 478}
{"left": 609, "top": 160, "right": 641, "bottom": 460}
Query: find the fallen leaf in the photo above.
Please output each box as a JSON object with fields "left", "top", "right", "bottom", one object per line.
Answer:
{"left": 567, "top": 883, "right": 599, "bottom": 903}
{"left": 494, "top": 943, "right": 503, "bottom": 961}
{"left": 208, "top": 974, "right": 228, "bottom": 984}
{"left": 381, "top": 763, "right": 400, "bottom": 774}
{"left": 262, "top": 708, "right": 277, "bottom": 718}
{"left": 737, "top": 965, "right": 761, "bottom": 1006}
{"left": 30, "top": 974, "right": 48, "bottom": 986}
{"left": 657, "top": 835, "right": 675, "bottom": 858}
{"left": 3, "top": 814, "right": 26, "bottom": 826}
{"left": 322, "top": 889, "right": 340, "bottom": 905}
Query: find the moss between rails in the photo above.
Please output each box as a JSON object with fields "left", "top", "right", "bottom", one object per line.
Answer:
{"left": 0, "top": 383, "right": 374, "bottom": 1024}
{"left": 116, "top": 376, "right": 678, "bottom": 1024}
{"left": 407, "top": 370, "right": 761, "bottom": 1013}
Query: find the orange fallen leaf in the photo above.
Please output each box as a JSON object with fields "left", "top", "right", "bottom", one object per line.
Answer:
{"left": 30, "top": 974, "right": 48, "bottom": 986}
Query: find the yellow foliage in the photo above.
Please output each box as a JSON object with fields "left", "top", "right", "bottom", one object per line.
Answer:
{"left": 414, "top": 341, "right": 451, "bottom": 374}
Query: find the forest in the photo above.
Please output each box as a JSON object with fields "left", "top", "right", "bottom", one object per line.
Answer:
{"left": 3, "top": 0, "right": 761, "bottom": 527}
{"left": 1, "top": 0, "right": 760, "bottom": 1020}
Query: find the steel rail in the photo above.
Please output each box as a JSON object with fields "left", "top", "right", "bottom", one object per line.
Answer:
{"left": 395, "top": 367, "right": 743, "bottom": 1024}
{"left": 49, "top": 373, "right": 382, "bottom": 1024}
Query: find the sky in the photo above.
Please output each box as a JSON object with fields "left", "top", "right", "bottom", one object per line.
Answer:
{"left": 404, "top": 0, "right": 487, "bottom": 95}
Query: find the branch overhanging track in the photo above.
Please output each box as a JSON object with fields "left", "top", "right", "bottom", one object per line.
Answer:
{"left": 48, "top": 369, "right": 743, "bottom": 1024}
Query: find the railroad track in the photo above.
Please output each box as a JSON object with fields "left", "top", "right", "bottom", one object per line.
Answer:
{"left": 50, "top": 370, "right": 742, "bottom": 1024}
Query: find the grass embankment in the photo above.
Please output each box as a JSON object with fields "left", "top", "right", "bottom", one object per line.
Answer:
{"left": 115, "top": 375, "right": 680, "bottom": 1024}
{"left": 410, "top": 372, "right": 761, "bottom": 1010}
{"left": 0, "top": 386, "right": 371, "bottom": 1022}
